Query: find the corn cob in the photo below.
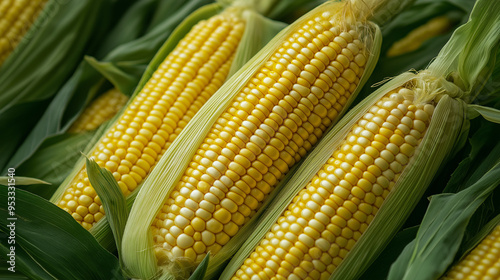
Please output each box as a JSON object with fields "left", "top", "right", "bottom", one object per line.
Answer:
{"left": 152, "top": 13, "right": 368, "bottom": 264}
{"left": 223, "top": 0, "right": 500, "bottom": 278}
{"left": 52, "top": 8, "right": 247, "bottom": 230}
{"left": 231, "top": 86, "right": 434, "bottom": 279}
{"left": 442, "top": 225, "right": 500, "bottom": 280}
{"left": 0, "top": 0, "right": 48, "bottom": 65}
{"left": 387, "top": 16, "right": 453, "bottom": 57}
{"left": 69, "top": 88, "right": 128, "bottom": 133}
{"left": 122, "top": 0, "right": 386, "bottom": 278}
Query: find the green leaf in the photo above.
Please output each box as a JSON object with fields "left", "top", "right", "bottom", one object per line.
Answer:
{"left": 85, "top": 158, "right": 128, "bottom": 271}
{"left": 0, "top": 188, "right": 123, "bottom": 279}
{"left": 188, "top": 253, "right": 210, "bottom": 280}
{"left": 387, "top": 161, "right": 500, "bottom": 280}
{"left": 0, "top": 177, "right": 50, "bottom": 187}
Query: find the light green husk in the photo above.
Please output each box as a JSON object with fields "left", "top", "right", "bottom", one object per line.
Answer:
{"left": 121, "top": 0, "right": 383, "bottom": 279}
{"left": 221, "top": 0, "right": 500, "bottom": 279}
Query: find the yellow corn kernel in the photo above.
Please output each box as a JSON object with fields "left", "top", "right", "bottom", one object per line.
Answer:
{"left": 231, "top": 87, "right": 434, "bottom": 279}
{"left": 69, "top": 88, "right": 128, "bottom": 133}
{"left": 55, "top": 10, "right": 246, "bottom": 229}
{"left": 151, "top": 9, "right": 369, "bottom": 265}
{"left": 441, "top": 225, "right": 500, "bottom": 280}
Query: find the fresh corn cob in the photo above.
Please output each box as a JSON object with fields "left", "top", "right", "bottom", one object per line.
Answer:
{"left": 151, "top": 12, "right": 368, "bottom": 262}
{"left": 231, "top": 86, "right": 434, "bottom": 280}
{"left": 221, "top": 0, "right": 500, "bottom": 278}
{"left": 0, "top": 0, "right": 48, "bottom": 65}
{"left": 387, "top": 16, "right": 453, "bottom": 57}
{"left": 52, "top": 6, "right": 248, "bottom": 230}
{"left": 122, "top": 0, "right": 393, "bottom": 278}
{"left": 69, "top": 88, "right": 128, "bottom": 133}
{"left": 442, "top": 225, "right": 500, "bottom": 280}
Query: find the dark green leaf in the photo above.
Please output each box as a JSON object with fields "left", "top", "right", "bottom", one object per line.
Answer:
{"left": 0, "top": 187, "right": 123, "bottom": 279}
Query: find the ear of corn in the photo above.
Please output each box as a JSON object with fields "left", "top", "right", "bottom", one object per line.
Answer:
{"left": 69, "top": 88, "right": 128, "bottom": 133}
{"left": 51, "top": 4, "right": 247, "bottom": 230}
{"left": 0, "top": 0, "right": 48, "bottom": 66}
{"left": 120, "top": 0, "right": 393, "bottom": 278}
{"left": 442, "top": 222, "right": 500, "bottom": 280}
{"left": 221, "top": 72, "right": 466, "bottom": 280}
{"left": 50, "top": 2, "right": 286, "bottom": 236}
{"left": 221, "top": 0, "right": 500, "bottom": 279}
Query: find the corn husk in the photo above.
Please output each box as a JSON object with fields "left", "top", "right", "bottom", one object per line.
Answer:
{"left": 121, "top": 0, "right": 411, "bottom": 278}
{"left": 220, "top": 0, "right": 500, "bottom": 279}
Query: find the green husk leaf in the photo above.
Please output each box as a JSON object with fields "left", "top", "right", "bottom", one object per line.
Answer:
{"left": 122, "top": 1, "right": 382, "bottom": 278}
{"left": 387, "top": 161, "right": 500, "bottom": 280}
{"left": 355, "top": 0, "right": 473, "bottom": 103}
{"left": 467, "top": 104, "right": 500, "bottom": 123}
{"left": 0, "top": 0, "right": 118, "bottom": 173}
{"left": 0, "top": 188, "right": 123, "bottom": 279}
{"left": 0, "top": 177, "right": 50, "bottom": 186}
{"left": 85, "top": 158, "right": 129, "bottom": 273}
{"left": 264, "top": 0, "right": 326, "bottom": 23}
{"left": 188, "top": 253, "right": 210, "bottom": 280}
{"left": 5, "top": 0, "right": 211, "bottom": 175}
{"left": 227, "top": 9, "right": 287, "bottom": 76}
